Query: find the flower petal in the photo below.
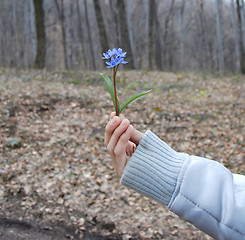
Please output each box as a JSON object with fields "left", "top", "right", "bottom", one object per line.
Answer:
{"left": 102, "top": 48, "right": 128, "bottom": 67}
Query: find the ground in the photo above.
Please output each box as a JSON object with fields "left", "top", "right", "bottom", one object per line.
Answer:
{"left": 0, "top": 69, "right": 244, "bottom": 239}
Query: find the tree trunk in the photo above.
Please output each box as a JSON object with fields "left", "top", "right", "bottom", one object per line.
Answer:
{"left": 93, "top": 0, "right": 109, "bottom": 54}
{"left": 169, "top": 3, "right": 176, "bottom": 70}
{"left": 236, "top": 0, "right": 245, "bottom": 73}
{"left": 163, "top": 0, "right": 175, "bottom": 70}
{"left": 180, "top": 0, "right": 185, "bottom": 71}
{"left": 33, "top": 0, "right": 46, "bottom": 68}
{"left": 13, "top": 0, "right": 19, "bottom": 67}
{"left": 215, "top": 0, "right": 224, "bottom": 73}
{"left": 231, "top": 0, "right": 240, "bottom": 72}
{"left": 24, "top": 0, "right": 30, "bottom": 67}
{"left": 144, "top": 0, "right": 149, "bottom": 69}
{"left": 240, "top": 0, "right": 245, "bottom": 54}
{"left": 30, "top": 0, "right": 37, "bottom": 64}
{"left": 75, "top": 0, "right": 87, "bottom": 68}
{"left": 154, "top": 1, "right": 162, "bottom": 70}
{"left": 66, "top": 2, "right": 73, "bottom": 68}
{"left": 148, "top": 0, "right": 155, "bottom": 69}
{"left": 0, "top": 5, "right": 2, "bottom": 66}
{"left": 127, "top": 0, "right": 136, "bottom": 68}
{"left": 196, "top": 0, "right": 208, "bottom": 70}
{"left": 54, "top": 0, "right": 70, "bottom": 69}
{"left": 1, "top": 1, "right": 9, "bottom": 67}
{"left": 117, "top": 0, "right": 134, "bottom": 69}
{"left": 84, "top": 0, "right": 96, "bottom": 70}
{"left": 109, "top": 0, "right": 120, "bottom": 47}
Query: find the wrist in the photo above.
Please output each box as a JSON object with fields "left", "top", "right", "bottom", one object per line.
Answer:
{"left": 121, "top": 130, "right": 186, "bottom": 206}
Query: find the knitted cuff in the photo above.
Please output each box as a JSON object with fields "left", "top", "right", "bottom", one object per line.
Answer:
{"left": 120, "top": 130, "right": 186, "bottom": 206}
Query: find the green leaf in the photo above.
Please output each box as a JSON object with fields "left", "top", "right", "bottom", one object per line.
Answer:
{"left": 100, "top": 73, "right": 119, "bottom": 112}
{"left": 119, "top": 89, "right": 152, "bottom": 114}
{"left": 200, "top": 89, "right": 207, "bottom": 96}
{"left": 6, "top": 138, "right": 22, "bottom": 149}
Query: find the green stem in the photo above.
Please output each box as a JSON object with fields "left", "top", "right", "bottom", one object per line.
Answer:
{"left": 115, "top": 65, "right": 119, "bottom": 75}
{"left": 113, "top": 66, "right": 119, "bottom": 116}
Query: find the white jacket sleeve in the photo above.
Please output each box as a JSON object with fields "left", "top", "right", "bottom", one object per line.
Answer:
{"left": 120, "top": 130, "right": 245, "bottom": 240}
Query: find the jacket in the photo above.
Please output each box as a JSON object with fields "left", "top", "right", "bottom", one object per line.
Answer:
{"left": 120, "top": 130, "right": 245, "bottom": 239}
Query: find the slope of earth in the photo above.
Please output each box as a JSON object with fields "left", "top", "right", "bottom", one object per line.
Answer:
{"left": 0, "top": 69, "right": 244, "bottom": 239}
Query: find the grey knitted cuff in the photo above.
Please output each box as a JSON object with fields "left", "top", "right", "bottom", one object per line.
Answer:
{"left": 120, "top": 130, "right": 186, "bottom": 206}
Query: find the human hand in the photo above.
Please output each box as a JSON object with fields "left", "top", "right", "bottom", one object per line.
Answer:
{"left": 105, "top": 112, "right": 144, "bottom": 177}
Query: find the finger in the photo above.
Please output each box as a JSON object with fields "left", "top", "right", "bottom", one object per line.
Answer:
{"left": 107, "top": 119, "right": 130, "bottom": 156}
{"left": 108, "top": 114, "right": 143, "bottom": 146}
{"left": 114, "top": 125, "right": 134, "bottom": 176}
{"left": 110, "top": 112, "right": 116, "bottom": 120}
{"left": 110, "top": 113, "right": 124, "bottom": 122}
{"left": 126, "top": 141, "right": 136, "bottom": 157}
{"left": 105, "top": 116, "right": 121, "bottom": 146}
{"left": 114, "top": 125, "right": 134, "bottom": 158}
{"left": 118, "top": 114, "right": 143, "bottom": 145}
{"left": 129, "top": 129, "right": 144, "bottom": 146}
{"left": 119, "top": 114, "right": 125, "bottom": 121}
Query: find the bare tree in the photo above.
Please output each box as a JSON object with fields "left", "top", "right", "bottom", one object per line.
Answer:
{"left": 236, "top": 0, "right": 245, "bottom": 73}
{"left": 93, "top": 0, "right": 109, "bottom": 54}
{"left": 13, "top": 0, "right": 19, "bottom": 67}
{"left": 109, "top": 0, "right": 120, "bottom": 47}
{"left": 117, "top": 0, "right": 134, "bottom": 69}
{"left": 75, "top": 0, "right": 87, "bottom": 68}
{"left": 33, "top": 0, "right": 46, "bottom": 68}
{"left": 30, "top": 0, "right": 36, "bottom": 63}
{"left": 194, "top": 0, "right": 208, "bottom": 69}
{"left": 231, "top": 0, "right": 240, "bottom": 72}
{"left": 1, "top": 1, "right": 10, "bottom": 66}
{"left": 163, "top": 0, "right": 175, "bottom": 70}
{"left": 84, "top": 0, "right": 96, "bottom": 70}
{"left": 0, "top": 3, "right": 5, "bottom": 66}
{"left": 240, "top": 0, "right": 245, "bottom": 53}
{"left": 179, "top": 0, "right": 185, "bottom": 71}
{"left": 144, "top": 0, "right": 149, "bottom": 68}
{"left": 0, "top": 9, "right": 2, "bottom": 66}
{"left": 148, "top": 0, "right": 155, "bottom": 69}
{"left": 25, "top": 0, "right": 32, "bottom": 67}
{"left": 54, "top": 0, "right": 71, "bottom": 69}
{"left": 215, "top": 0, "right": 224, "bottom": 73}
{"left": 66, "top": 1, "right": 73, "bottom": 68}
{"left": 154, "top": 1, "right": 163, "bottom": 70}
{"left": 127, "top": 0, "right": 136, "bottom": 68}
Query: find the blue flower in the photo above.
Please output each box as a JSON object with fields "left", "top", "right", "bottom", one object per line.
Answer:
{"left": 105, "top": 57, "right": 117, "bottom": 68}
{"left": 117, "top": 48, "right": 126, "bottom": 58}
{"left": 102, "top": 49, "right": 113, "bottom": 60}
{"left": 102, "top": 48, "right": 128, "bottom": 68}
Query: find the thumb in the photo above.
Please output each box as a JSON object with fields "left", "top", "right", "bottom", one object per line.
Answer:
{"left": 130, "top": 128, "right": 144, "bottom": 146}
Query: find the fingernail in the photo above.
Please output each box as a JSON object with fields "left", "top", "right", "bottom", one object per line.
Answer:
{"left": 128, "top": 125, "right": 134, "bottom": 132}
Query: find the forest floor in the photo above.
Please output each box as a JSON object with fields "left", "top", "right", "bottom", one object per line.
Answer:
{"left": 0, "top": 69, "right": 244, "bottom": 240}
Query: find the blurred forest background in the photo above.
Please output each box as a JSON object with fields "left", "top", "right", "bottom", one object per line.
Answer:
{"left": 1, "top": 0, "right": 245, "bottom": 73}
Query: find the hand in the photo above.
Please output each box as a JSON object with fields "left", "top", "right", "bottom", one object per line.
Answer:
{"left": 105, "top": 112, "right": 144, "bottom": 177}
